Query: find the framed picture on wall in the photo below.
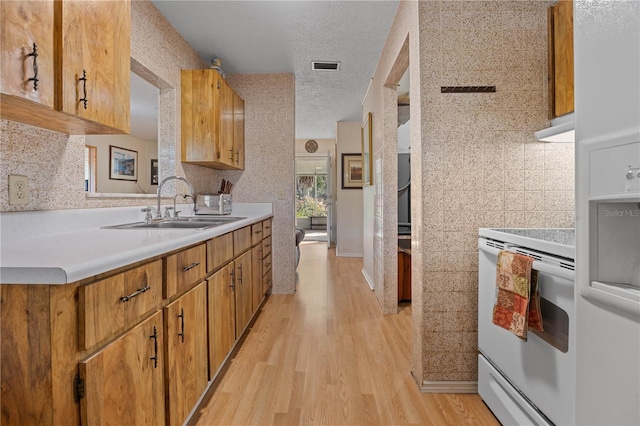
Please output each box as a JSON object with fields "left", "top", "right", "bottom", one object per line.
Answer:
{"left": 109, "top": 145, "right": 138, "bottom": 181}
{"left": 150, "top": 159, "right": 158, "bottom": 185}
{"left": 341, "top": 153, "right": 363, "bottom": 189}
{"left": 362, "top": 112, "right": 373, "bottom": 185}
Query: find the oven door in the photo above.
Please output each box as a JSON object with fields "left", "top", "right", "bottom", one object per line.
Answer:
{"left": 478, "top": 239, "right": 575, "bottom": 426}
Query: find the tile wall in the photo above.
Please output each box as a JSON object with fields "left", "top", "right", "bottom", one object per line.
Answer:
{"left": 366, "top": 0, "right": 574, "bottom": 386}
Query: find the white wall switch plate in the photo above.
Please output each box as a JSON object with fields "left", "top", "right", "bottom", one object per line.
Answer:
{"left": 9, "top": 174, "right": 29, "bottom": 205}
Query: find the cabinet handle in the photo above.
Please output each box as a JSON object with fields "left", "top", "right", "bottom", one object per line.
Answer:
{"left": 230, "top": 268, "right": 235, "bottom": 289}
{"left": 254, "top": 230, "right": 262, "bottom": 234}
{"left": 177, "top": 308, "right": 185, "bottom": 343}
{"left": 120, "top": 285, "right": 151, "bottom": 302}
{"left": 265, "top": 262, "right": 271, "bottom": 268}
{"left": 78, "top": 69, "right": 88, "bottom": 109}
{"left": 265, "top": 243, "right": 271, "bottom": 248}
{"left": 26, "top": 43, "right": 39, "bottom": 90}
{"left": 238, "top": 264, "right": 243, "bottom": 284}
{"left": 229, "top": 149, "right": 234, "bottom": 162}
{"left": 149, "top": 326, "right": 159, "bottom": 368}
{"left": 183, "top": 262, "right": 200, "bottom": 272}
{"left": 235, "top": 150, "right": 239, "bottom": 164}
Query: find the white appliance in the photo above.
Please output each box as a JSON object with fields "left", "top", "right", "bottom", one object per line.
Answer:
{"left": 574, "top": 2, "right": 640, "bottom": 424}
{"left": 478, "top": 228, "right": 575, "bottom": 426}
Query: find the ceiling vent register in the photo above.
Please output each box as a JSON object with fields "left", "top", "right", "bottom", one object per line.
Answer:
{"left": 312, "top": 61, "right": 340, "bottom": 71}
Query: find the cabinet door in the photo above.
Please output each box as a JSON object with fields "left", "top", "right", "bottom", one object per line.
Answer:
{"left": 164, "top": 283, "right": 208, "bottom": 426}
{"left": 1, "top": 0, "right": 54, "bottom": 108}
{"left": 181, "top": 69, "right": 222, "bottom": 164}
{"left": 234, "top": 251, "right": 253, "bottom": 337}
{"left": 550, "top": 0, "right": 574, "bottom": 117}
{"left": 80, "top": 311, "right": 165, "bottom": 426}
{"left": 208, "top": 264, "right": 236, "bottom": 379}
{"left": 251, "top": 245, "right": 264, "bottom": 313}
{"left": 57, "top": 0, "right": 130, "bottom": 132}
{"left": 232, "top": 91, "right": 245, "bottom": 169}
{"left": 220, "top": 80, "right": 235, "bottom": 167}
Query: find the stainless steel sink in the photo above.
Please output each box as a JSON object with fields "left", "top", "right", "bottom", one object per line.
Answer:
{"left": 102, "top": 216, "right": 245, "bottom": 230}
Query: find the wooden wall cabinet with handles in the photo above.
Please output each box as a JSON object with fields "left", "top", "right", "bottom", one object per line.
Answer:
{"left": 181, "top": 69, "right": 245, "bottom": 170}
{"left": 1, "top": 0, "right": 131, "bottom": 135}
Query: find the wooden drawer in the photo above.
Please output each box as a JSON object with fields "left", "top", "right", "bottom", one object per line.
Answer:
{"left": 262, "top": 252, "right": 272, "bottom": 274}
{"left": 165, "top": 243, "right": 206, "bottom": 299}
{"left": 262, "top": 235, "right": 272, "bottom": 257}
{"left": 251, "top": 222, "right": 263, "bottom": 246}
{"left": 207, "top": 232, "right": 234, "bottom": 272}
{"left": 233, "top": 226, "right": 252, "bottom": 256}
{"left": 79, "top": 260, "right": 162, "bottom": 350}
{"left": 262, "top": 218, "right": 272, "bottom": 238}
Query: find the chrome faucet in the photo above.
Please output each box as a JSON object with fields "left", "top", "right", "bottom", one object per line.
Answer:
{"left": 156, "top": 176, "right": 194, "bottom": 219}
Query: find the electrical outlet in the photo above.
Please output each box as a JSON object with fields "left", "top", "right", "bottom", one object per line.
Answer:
{"left": 9, "top": 174, "right": 29, "bottom": 205}
{"left": 278, "top": 190, "right": 285, "bottom": 200}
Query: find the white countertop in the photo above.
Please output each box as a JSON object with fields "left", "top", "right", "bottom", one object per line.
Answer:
{"left": 0, "top": 203, "right": 272, "bottom": 285}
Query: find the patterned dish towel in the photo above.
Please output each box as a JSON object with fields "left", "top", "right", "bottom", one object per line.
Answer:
{"left": 492, "top": 250, "right": 544, "bottom": 340}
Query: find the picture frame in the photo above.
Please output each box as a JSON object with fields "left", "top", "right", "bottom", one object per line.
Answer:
{"left": 341, "top": 153, "right": 363, "bottom": 189}
{"left": 150, "top": 159, "right": 158, "bottom": 185}
{"left": 361, "top": 112, "right": 373, "bottom": 186}
{"left": 109, "top": 145, "right": 138, "bottom": 181}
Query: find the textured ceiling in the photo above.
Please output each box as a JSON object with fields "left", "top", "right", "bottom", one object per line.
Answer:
{"left": 150, "top": 0, "right": 399, "bottom": 140}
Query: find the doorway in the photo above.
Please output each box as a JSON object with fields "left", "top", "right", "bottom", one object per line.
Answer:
{"left": 295, "top": 156, "right": 330, "bottom": 242}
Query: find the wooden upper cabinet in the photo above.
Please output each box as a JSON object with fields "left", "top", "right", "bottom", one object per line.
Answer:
{"left": 1, "top": 0, "right": 130, "bottom": 134}
{"left": 549, "top": 0, "right": 574, "bottom": 118}
{"left": 56, "top": 0, "right": 130, "bottom": 133}
{"left": 232, "top": 91, "right": 245, "bottom": 169}
{"left": 1, "top": 1, "right": 55, "bottom": 109}
{"left": 181, "top": 69, "right": 245, "bottom": 170}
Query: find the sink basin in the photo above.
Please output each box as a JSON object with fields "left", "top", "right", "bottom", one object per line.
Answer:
{"left": 103, "top": 216, "right": 245, "bottom": 230}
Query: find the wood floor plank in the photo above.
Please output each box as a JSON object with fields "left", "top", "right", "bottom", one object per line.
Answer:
{"left": 191, "top": 242, "right": 498, "bottom": 426}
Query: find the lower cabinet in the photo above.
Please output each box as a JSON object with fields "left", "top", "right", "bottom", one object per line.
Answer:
{"left": 164, "top": 282, "right": 208, "bottom": 426}
{"left": 251, "top": 245, "right": 264, "bottom": 313}
{"left": 207, "top": 263, "right": 236, "bottom": 379}
{"left": 234, "top": 250, "right": 253, "bottom": 337}
{"left": 80, "top": 311, "right": 165, "bottom": 426}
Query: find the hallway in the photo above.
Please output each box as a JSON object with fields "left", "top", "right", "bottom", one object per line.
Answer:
{"left": 191, "top": 242, "right": 498, "bottom": 425}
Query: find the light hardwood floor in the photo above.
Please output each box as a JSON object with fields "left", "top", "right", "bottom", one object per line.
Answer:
{"left": 191, "top": 241, "right": 499, "bottom": 426}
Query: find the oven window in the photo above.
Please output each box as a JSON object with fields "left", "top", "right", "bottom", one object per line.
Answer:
{"left": 531, "top": 298, "right": 569, "bottom": 353}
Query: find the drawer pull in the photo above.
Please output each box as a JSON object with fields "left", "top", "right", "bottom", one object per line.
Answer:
{"left": 265, "top": 243, "right": 271, "bottom": 248}
{"left": 177, "top": 308, "right": 185, "bottom": 343}
{"left": 120, "top": 285, "right": 151, "bottom": 302}
{"left": 182, "top": 262, "right": 200, "bottom": 272}
{"left": 150, "top": 326, "right": 159, "bottom": 368}
{"left": 238, "top": 264, "right": 243, "bottom": 284}
{"left": 254, "top": 230, "right": 262, "bottom": 234}
{"left": 265, "top": 262, "right": 271, "bottom": 268}
{"left": 230, "top": 268, "right": 235, "bottom": 289}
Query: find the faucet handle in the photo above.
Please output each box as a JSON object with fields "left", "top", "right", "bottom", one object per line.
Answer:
{"left": 163, "top": 206, "right": 174, "bottom": 219}
{"left": 141, "top": 206, "right": 153, "bottom": 224}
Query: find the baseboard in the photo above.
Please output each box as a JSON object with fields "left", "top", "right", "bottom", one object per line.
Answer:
{"left": 361, "top": 268, "right": 374, "bottom": 290}
{"left": 336, "top": 251, "right": 363, "bottom": 258}
{"left": 420, "top": 381, "right": 478, "bottom": 394}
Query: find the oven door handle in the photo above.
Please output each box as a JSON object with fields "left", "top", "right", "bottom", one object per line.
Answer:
{"left": 479, "top": 239, "right": 574, "bottom": 281}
